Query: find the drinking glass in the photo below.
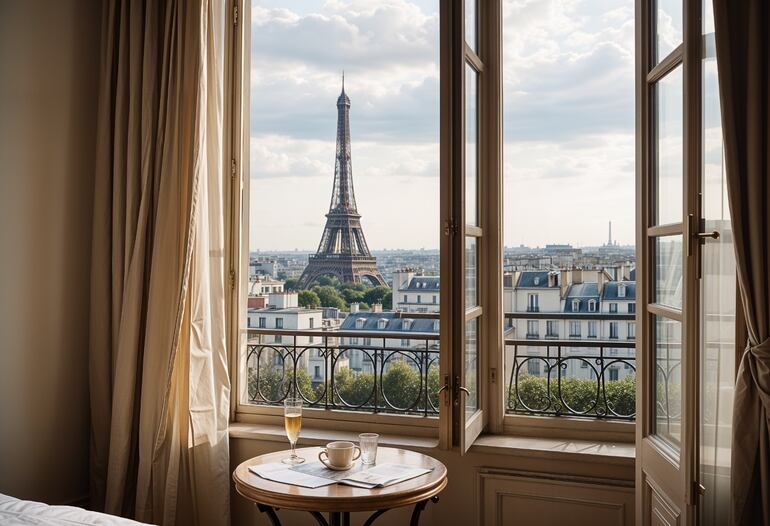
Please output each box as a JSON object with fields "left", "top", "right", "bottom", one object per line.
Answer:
{"left": 282, "top": 397, "right": 305, "bottom": 464}
{"left": 359, "top": 433, "right": 379, "bottom": 464}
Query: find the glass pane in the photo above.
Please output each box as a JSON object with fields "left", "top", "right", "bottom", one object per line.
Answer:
{"left": 465, "top": 318, "right": 479, "bottom": 418}
{"left": 465, "top": 236, "right": 477, "bottom": 309}
{"left": 655, "top": 66, "right": 683, "bottom": 225}
{"left": 699, "top": 47, "right": 735, "bottom": 526}
{"left": 654, "top": 315, "right": 682, "bottom": 452}
{"left": 655, "top": 235, "right": 683, "bottom": 309}
{"left": 465, "top": 0, "right": 477, "bottom": 52}
{"left": 656, "top": 0, "right": 682, "bottom": 63}
{"left": 465, "top": 63, "right": 478, "bottom": 226}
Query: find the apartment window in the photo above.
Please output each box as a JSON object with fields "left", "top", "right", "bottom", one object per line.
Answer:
{"left": 627, "top": 322, "right": 636, "bottom": 340}
{"left": 309, "top": 335, "right": 314, "bottom": 343}
{"left": 609, "top": 368, "right": 619, "bottom": 382}
{"left": 609, "top": 303, "right": 618, "bottom": 313}
{"left": 363, "top": 337, "right": 372, "bottom": 346}
{"left": 417, "top": 295, "right": 422, "bottom": 304}
{"left": 588, "top": 300, "right": 597, "bottom": 312}
{"left": 569, "top": 321, "right": 581, "bottom": 338}
{"left": 545, "top": 320, "right": 558, "bottom": 338}
{"left": 403, "top": 319, "right": 413, "bottom": 330}
{"left": 628, "top": 303, "right": 636, "bottom": 314}
{"left": 588, "top": 321, "right": 597, "bottom": 338}
{"left": 314, "top": 365, "right": 321, "bottom": 379}
{"left": 377, "top": 319, "right": 388, "bottom": 330}
{"left": 432, "top": 295, "right": 437, "bottom": 304}
{"left": 527, "top": 360, "right": 541, "bottom": 376}
{"left": 258, "top": 317, "right": 266, "bottom": 328}
{"left": 527, "top": 293, "right": 539, "bottom": 312}
{"left": 275, "top": 335, "right": 283, "bottom": 344}
{"left": 401, "top": 339, "right": 410, "bottom": 348}
{"left": 351, "top": 337, "right": 359, "bottom": 345}
{"left": 355, "top": 318, "right": 365, "bottom": 329}
{"left": 403, "top": 295, "right": 408, "bottom": 303}
{"left": 572, "top": 299, "right": 580, "bottom": 311}
{"left": 618, "top": 283, "right": 626, "bottom": 297}
{"left": 609, "top": 322, "right": 619, "bottom": 339}
{"left": 526, "top": 320, "right": 539, "bottom": 338}
{"left": 309, "top": 318, "right": 315, "bottom": 329}
{"left": 275, "top": 318, "right": 283, "bottom": 329}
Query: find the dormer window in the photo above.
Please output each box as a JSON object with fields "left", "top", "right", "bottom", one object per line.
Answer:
{"left": 588, "top": 300, "right": 597, "bottom": 312}
{"left": 618, "top": 283, "right": 626, "bottom": 298}
{"left": 355, "top": 318, "right": 365, "bottom": 329}
{"left": 533, "top": 276, "right": 540, "bottom": 285}
{"left": 377, "top": 318, "right": 387, "bottom": 330}
{"left": 403, "top": 319, "right": 413, "bottom": 330}
{"left": 572, "top": 299, "right": 580, "bottom": 311}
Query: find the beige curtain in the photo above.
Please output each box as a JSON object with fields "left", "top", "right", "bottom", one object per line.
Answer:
{"left": 89, "top": 1, "right": 229, "bottom": 525}
{"left": 713, "top": 1, "right": 770, "bottom": 525}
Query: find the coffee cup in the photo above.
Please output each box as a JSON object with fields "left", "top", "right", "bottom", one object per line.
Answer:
{"left": 318, "top": 441, "right": 361, "bottom": 470}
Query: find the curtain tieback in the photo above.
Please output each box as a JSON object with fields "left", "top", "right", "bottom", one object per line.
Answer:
{"left": 747, "top": 338, "right": 770, "bottom": 357}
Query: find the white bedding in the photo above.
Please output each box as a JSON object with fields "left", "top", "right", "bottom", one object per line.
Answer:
{"left": 0, "top": 494, "right": 152, "bottom": 526}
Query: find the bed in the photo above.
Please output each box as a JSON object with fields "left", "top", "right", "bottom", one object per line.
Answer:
{"left": 0, "top": 494, "right": 153, "bottom": 525}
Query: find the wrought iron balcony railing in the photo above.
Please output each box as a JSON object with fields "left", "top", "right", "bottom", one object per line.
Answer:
{"left": 505, "top": 338, "right": 636, "bottom": 420}
{"left": 246, "top": 328, "right": 440, "bottom": 416}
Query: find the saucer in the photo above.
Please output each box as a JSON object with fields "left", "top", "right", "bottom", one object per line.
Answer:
{"left": 323, "top": 462, "right": 354, "bottom": 471}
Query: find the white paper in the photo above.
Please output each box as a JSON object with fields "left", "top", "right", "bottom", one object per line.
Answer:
{"left": 249, "top": 463, "right": 337, "bottom": 489}
{"left": 339, "top": 464, "right": 433, "bottom": 488}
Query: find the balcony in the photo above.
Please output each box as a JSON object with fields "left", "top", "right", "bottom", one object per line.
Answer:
{"left": 245, "top": 326, "right": 440, "bottom": 417}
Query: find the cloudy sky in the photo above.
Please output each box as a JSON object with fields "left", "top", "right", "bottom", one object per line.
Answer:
{"left": 249, "top": 0, "right": 635, "bottom": 251}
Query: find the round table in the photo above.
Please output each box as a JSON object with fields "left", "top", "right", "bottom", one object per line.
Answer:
{"left": 233, "top": 446, "right": 447, "bottom": 526}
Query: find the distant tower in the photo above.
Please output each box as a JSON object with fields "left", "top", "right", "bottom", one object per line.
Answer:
{"left": 608, "top": 221, "right": 613, "bottom": 246}
{"left": 297, "top": 79, "right": 386, "bottom": 288}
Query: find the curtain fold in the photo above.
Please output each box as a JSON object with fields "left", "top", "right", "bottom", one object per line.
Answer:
{"left": 89, "top": 1, "right": 229, "bottom": 524}
{"left": 713, "top": 1, "right": 770, "bottom": 525}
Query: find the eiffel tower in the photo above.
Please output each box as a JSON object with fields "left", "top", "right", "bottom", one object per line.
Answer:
{"left": 297, "top": 78, "right": 387, "bottom": 288}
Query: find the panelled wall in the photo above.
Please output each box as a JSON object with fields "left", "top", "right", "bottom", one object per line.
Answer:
{"left": 0, "top": 0, "right": 101, "bottom": 505}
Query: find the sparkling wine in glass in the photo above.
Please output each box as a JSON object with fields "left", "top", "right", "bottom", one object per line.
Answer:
{"left": 282, "top": 397, "right": 305, "bottom": 464}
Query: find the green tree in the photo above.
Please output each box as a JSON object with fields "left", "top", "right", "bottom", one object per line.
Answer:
{"left": 277, "top": 271, "right": 288, "bottom": 280}
{"left": 427, "top": 364, "right": 441, "bottom": 409}
{"left": 317, "top": 276, "right": 337, "bottom": 287}
{"left": 363, "top": 285, "right": 391, "bottom": 306}
{"left": 298, "top": 290, "right": 321, "bottom": 308}
{"left": 382, "top": 291, "right": 393, "bottom": 310}
{"left": 341, "top": 289, "right": 365, "bottom": 304}
{"left": 249, "top": 367, "right": 316, "bottom": 403}
{"left": 284, "top": 278, "right": 299, "bottom": 291}
{"left": 381, "top": 360, "right": 422, "bottom": 410}
{"left": 605, "top": 375, "right": 636, "bottom": 417}
{"left": 334, "top": 367, "right": 374, "bottom": 406}
{"left": 314, "top": 286, "right": 347, "bottom": 310}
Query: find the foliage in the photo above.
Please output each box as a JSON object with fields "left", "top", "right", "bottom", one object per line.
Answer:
{"left": 381, "top": 360, "right": 422, "bottom": 410}
{"left": 249, "top": 366, "right": 318, "bottom": 403}
{"left": 509, "top": 373, "right": 636, "bottom": 417}
{"left": 277, "top": 271, "right": 288, "bottom": 280}
{"left": 334, "top": 367, "right": 374, "bottom": 406}
{"left": 382, "top": 291, "right": 393, "bottom": 310}
{"left": 317, "top": 276, "right": 339, "bottom": 287}
{"left": 313, "top": 286, "right": 347, "bottom": 310}
{"left": 284, "top": 278, "right": 299, "bottom": 291}
{"left": 298, "top": 290, "right": 321, "bottom": 308}
{"left": 427, "top": 364, "right": 441, "bottom": 409}
{"left": 363, "top": 286, "right": 391, "bottom": 307}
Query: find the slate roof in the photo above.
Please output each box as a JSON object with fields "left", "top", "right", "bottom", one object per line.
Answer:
{"left": 562, "top": 283, "right": 600, "bottom": 313}
{"left": 339, "top": 312, "right": 439, "bottom": 333}
{"left": 516, "top": 271, "right": 556, "bottom": 288}
{"left": 601, "top": 281, "right": 637, "bottom": 301}
{"left": 404, "top": 276, "right": 440, "bottom": 292}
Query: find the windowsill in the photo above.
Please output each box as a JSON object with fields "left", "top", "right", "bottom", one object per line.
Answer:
{"left": 470, "top": 434, "right": 635, "bottom": 465}
{"left": 229, "top": 423, "right": 635, "bottom": 465}
{"left": 229, "top": 422, "right": 439, "bottom": 449}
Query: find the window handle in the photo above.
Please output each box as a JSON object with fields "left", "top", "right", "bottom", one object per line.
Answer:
{"left": 694, "top": 230, "right": 720, "bottom": 240}
{"left": 458, "top": 386, "right": 471, "bottom": 396}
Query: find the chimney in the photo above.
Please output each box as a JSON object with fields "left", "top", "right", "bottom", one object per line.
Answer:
{"left": 572, "top": 268, "right": 583, "bottom": 284}
{"left": 560, "top": 269, "right": 569, "bottom": 297}
{"left": 350, "top": 302, "right": 360, "bottom": 314}
{"left": 598, "top": 270, "right": 605, "bottom": 295}
{"left": 268, "top": 292, "right": 298, "bottom": 309}
{"left": 371, "top": 302, "right": 383, "bottom": 313}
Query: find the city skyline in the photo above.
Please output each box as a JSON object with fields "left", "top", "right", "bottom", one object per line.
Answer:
{"left": 249, "top": 0, "right": 635, "bottom": 250}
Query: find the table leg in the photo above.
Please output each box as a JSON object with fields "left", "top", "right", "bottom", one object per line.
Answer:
{"left": 409, "top": 495, "right": 440, "bottom": 526}
{"left": 328, "top": 511, "right": 341, "bottom": 526}
{"left": 362, "top": 509, "right": 390, "bottom": 526}
{"left": 256, "top": 504, "right": 282, "bottom": 526}
{"left": 309, "top": 511, "right": 329, "bottom": 526}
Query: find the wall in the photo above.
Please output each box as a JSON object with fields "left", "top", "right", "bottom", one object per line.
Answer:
{"left": 0, "top": 0, "right": 101, "bottom": 505}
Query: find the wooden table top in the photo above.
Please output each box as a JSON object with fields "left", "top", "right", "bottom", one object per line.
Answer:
{"left": 233, "top": 447, "right": 448, "bottom": 513}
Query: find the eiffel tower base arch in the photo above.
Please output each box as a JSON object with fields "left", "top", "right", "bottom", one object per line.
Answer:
{"left": 297, "top": 257, "right": 387, "bottom": 288}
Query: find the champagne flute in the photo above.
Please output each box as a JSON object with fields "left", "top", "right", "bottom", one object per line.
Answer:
{"left": 282, "top": 397, "right": 305, "bottom": 464}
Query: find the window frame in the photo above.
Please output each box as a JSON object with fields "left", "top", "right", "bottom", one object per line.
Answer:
{"left": 227, "top": 0, "right": 633, "bottom": 444}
